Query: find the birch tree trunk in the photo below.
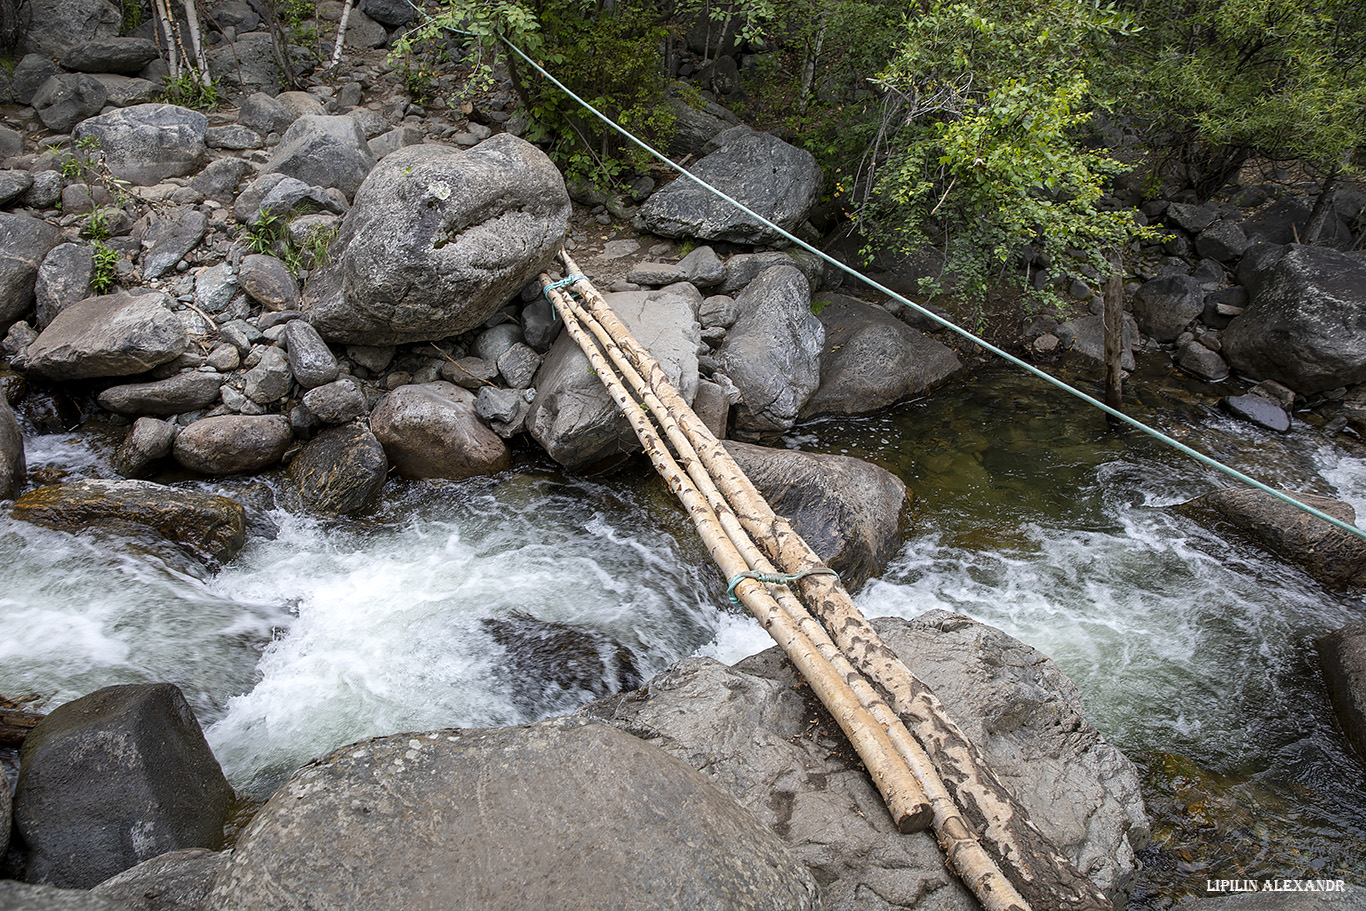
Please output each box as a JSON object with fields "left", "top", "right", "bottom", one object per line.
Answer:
{"left": 329, "top": 0, "right": 355, "bottom": 69}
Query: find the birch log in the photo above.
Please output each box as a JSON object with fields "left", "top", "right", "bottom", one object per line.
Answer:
{"left": 557, "top": 251, "right": 1114, "bottom": 911}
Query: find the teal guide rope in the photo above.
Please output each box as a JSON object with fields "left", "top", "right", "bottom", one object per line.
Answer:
{"left": 728, "top": 568, "right": 841, "bottom": 605}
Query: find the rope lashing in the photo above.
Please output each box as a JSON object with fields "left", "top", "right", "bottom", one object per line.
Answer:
{"left": 728, "top": 568, "right": 840, "bottom": 605}
{"left": 542, "top": 275, "right": 586, "bottom": 311}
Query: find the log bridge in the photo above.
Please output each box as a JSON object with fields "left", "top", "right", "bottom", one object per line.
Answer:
{"left": 541, "top": 251, "right": 1114, "bottom": 911}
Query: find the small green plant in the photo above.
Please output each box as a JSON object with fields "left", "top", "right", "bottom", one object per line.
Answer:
{"left": 89, "top": 242, "right": 120, "bottom": 294}
{"left": 160, "top": 73, "right": 221, "bottom": 111}
{"left": 120, "top": 0, "right": 143, "bottom": 31}
{"left": 241, "top": 209, "right": 339, "bottom": 274}
{"left": 81, "top": 208, "right": 113, "bottom": 241}
{"left": 245, "top": 207, "right": 286, "bottom": 255}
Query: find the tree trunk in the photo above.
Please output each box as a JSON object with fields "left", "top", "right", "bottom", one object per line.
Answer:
{"left": 329, "top": 0, "right": 356, "bottom": 69}
{"left": 1303, "top": 169, "right": 1340, "bottom": 245}
{"left": 1104, "top": 252, "right": 1124, "bottom": 425}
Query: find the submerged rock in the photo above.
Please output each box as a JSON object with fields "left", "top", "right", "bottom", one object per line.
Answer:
{"left": 14, "top": 683, "right": 234, "bottom": 889}
{"left": 206, "top": 717, "right": 819, "bottom": 911}
{"left": 11, "top": 478, "right": 247, "bottom": 566}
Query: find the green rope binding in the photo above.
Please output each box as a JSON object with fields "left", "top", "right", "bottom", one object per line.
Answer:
{"left": 728, "top": 568, "right": 841, "bottom": 605}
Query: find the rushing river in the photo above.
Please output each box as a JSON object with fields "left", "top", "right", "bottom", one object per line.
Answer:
{"left": 3, "top": 361, "right": 1365, "bottom": 905}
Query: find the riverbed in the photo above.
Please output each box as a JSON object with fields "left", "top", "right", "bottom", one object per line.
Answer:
{"left": 3, "top": 360, "right": 1364, "bottom": 905}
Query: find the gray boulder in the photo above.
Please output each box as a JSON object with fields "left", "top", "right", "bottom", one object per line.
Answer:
{"left": 0, "top": 169, "right": 34, "bottom": 205}
{"left": 714, "top": 265, "right": 823, "bottom": 437}
{"left": 304, "top": 137, "right": 570, "bottom": 345}
{"left": 14, "top": 683, "right": 233, "bottom": 889}
{"left": 97, "top": 371, "right": 226, "bottom": 416}
{"left": 73, "top": 104, "right": 208, "bottom": 187}
{"left": 369, "top": 382, "right": 510, "bottom": 480}
{"left": 360, "top": 0, "right": 414, "bottom": 25}
{"left": 25, "top": 290, "right": 187, "bottom": 381}
{"left": 0, "top": 213, "right": 63, "bottom": 332}
{"left": 60, "top": 37, "right": 161, "bottom": 73}
{"left": 585, "top": 611, "right": 1148, "bottom": 909}
{"left": 242, "top": 346, "right": 292, "bottom": 404}
{"left": 12, "top": 478, "right": 247, "bottom": 565}
{"left": 36, "top": 243, "right": 96, "bottom": 329}
{"left": 1318, "top": 624, "right": 1366, "bottom": 765}
{"left": 290, "top": 423, "right": 388, "bottom": 515}
{"left": 205, "top": 32, "right": 283, "bottom": 92}
{"left": 262, "top": 114, "right": 375, "bottom": 202}
{"left": 205, "top": 124, "right": 263, "bottom": 150}
{"left": 283, "top": 319, "right": 339, "bottom": 388}
{"left": 1195, "top": 218, "right": 1250, "bottom": 263}
{"left": 238, "top": 253, "right": 299, "bottom": 311}
{"left": 233, "top": 172, "right": 348, "bottom": 226}
{"left": 112, "top": 416, "right": 177, "bottom": 479}
{"left": 640, "top": 129, "right": 822, "bottom": 244}
{"left": 21, "top": 0, "right": 120, "bottom": 56}
{"left": 801, "top": 294, "right": 961, "bottom": 418}
{"left": 141, "top": 208, "right": 209, "bottom": 280}
{"left": 0, "top": 882, "right": 134, "bottom": 910}
{"left": 1176, "top": 340, "right": 1231, "bottom": 382}
{"left": 1222, "top": 245, "right": 1366, "bottom": 395}
{"left": 237, "top": 91, "right": 295, "bottom": 137}
{"left": 1176, "top": 488, "right": 1366, "bottom": 589}
{"left": 528, "top": 287, "right": 699, "bottom": 471}
{"left": 724, "top": 440, "right": 905, "bottom": 589}
{"left": 300, "top": 376, "right": 366, "bottom": 424}
{"left": 1132, "top": 273, "right": 1204, "bottom": 343}
{"left": 206, "top": 717, "right": 819, "bottom": 911}
{"left": 1056, "top": 313, "right": 1139, "bottom": 371}
{"left": 173, "top": 414, "right": 293, "bottom": 475}
{"left": 92, "top": 848, "right": 227, "bottom": 911}
{"left": 190, "top": 157, "right": 251, "bottom": 202}
{"left": 1220, "top": 391, "right": 1290, "bottom": 432}
{"left": 11, "top": 54, "right": 61, "bottom": 105}
{"left": 32, "top": 74, "right": 108, "bottom": 134}
{"left": 1, "top": 395, "right": 24, "bottom": 499}
{"left": 92, "top": 74, "right": 159, "bottom": 107}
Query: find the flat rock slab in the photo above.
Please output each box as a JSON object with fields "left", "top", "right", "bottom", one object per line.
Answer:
{"left": 584, "top": 611, "right": 1148, "bottom": 909}
{"left": 206, "top": 717, "right": 820, "bottom": 911}
{"left": 24, "top": 290, "right": 187, "bottom": 381}
{"left": 11, "top": 478, "right": 247, "bottom": 566}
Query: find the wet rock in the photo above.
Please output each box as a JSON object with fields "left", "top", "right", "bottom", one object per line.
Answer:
{"left": 24, "top": 290, "right": 187, "bottom": 381}
{"left": 724, "top": 440, "right": 905, "bottom": 589}
{"left": 0, "top": 213, "right": 64, "bottom": 333}
{"left": 483, "top": 615, "right": 643, "bottom": 716}
{"left": 92, "top": 847, "right": 226, "bottom": 911}
{"left": 98, "top": 371, "right": 225, "bottom": 416}
{"left": 369, "top": 382, "right": 510, "bottom": 480}
{"left": 801, "top": 294, "right": 961, "bottom": 418}
{"left": 301, "top": 376, "right": 367, "bottom": 424}
{"left": 1220, "top": 392, "right": 1290, "bottom": 432}
{"left": 60, "top": 37, "right": 160, "bottom": 73}
{"left": 262, "top": 114, "right": 375, "bottom": 202}
{"left": 239, "top": 253, "right": 299, "bottom": 312}
{"left": 1176, "top": 340, "right": 1231, "bottom": 382}
{"left": 1, "top": 395, "right": 24, "bottom": 499}
{"left": 206, "top": 717, "right": 818, "bottom": 911}
{"left": 1176, "top": 488, "right": 1366, "bottom": 589}
{"left": 12, "top": 478, "right": 247, "bottom": 566}
{"left": 715, "top": 266, "right": 822, "bottom": 438}
{"left": 475, "top": 386, "right": 532, "bottom": 437}
{"left": 35, "top": 243, "right": 96, "bottom": 329}
{"left": 72, "top": 104, "right": 207, "bottom": 186}
{"left": 173, "top": 414, "right": 293, "bottom": 475}
{"left": 1056, "top": 313, "right": 1139, "bottom": 371}
{"left": 1132, "top": 274, "right": 1204, "bottom": 343}
{"left": 14, "top": 683, "right": 233, "bottom": 888}
{"left": 283, "top": 319, "right": 339, "bottom": 389}
{"left": 1318, "top": 624, "right": 1366, "bottom": 764}
{"left": 112, "top": 416, "right": 177, "bottom": 478}
{"left": 1222, "top": 245, "right": 1366, "bottom": 395}
{"left": 290, "top": 423, "right": 388, "bottom": 515}
{"left": 32, "top": 74, "right": 108, "bottom": 132}
{"left": 528, "top": 287, "right": 699, "bottom": 471}
{"left": 304, "top": 137, "right": 570, "bottom": 345}
{"left": 141, "top": 208, "right": 209, "bottom": 280}
{"left": 584, "top": 610, "right": 1148, "bottom": 909}
{"left": 640, "top": 128, "right": 821, "bottom": 245}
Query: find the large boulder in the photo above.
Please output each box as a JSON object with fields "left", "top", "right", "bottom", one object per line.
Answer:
{"left": 1318, "top": 624, "right": 1366, "bottom": 763}
{"left": 0, "top": 395, "right": 21, "bottom": 499}
{"left": 21, "top": 0, "right": 120, "bottom": 57}
{"left": 97, "top": 371, "right": 226, "bottom": 416}
{"left": 801, "top": 294, "right": 962, "bottom": 418}
{"left": 0, "top": 213, "right": 64, "bottom": 332}
{"left": 14, "top": 683, "right": 234, "bottom": 889}
{"left": 1222, "top": 245, "right": 1366, "bottom": 394}
{"left": 172, "top": 415, "right": 293, "bottom": 475}
{"left": 35, "top": 243, "right": 96, "bottom": 329}
{"left": 290, "top": 423, "right": 388, "bottom": 515}
{"left": 73, "top": 105, "right": 208, "bottom": 187}
{"left": 724, "top": 440, "right": 905, "bottom": 589}
{"left": 60, "top": 37, "right": 161, "bottom": 73}
{"left": 0, "top": 882, "right": 133, "bottom": 910}
{"left": 369, "top": 382, "right": 510, "bottom": 480}
{"left": 11, "top": 478, "right": 248, "bottom": 566}
{"left": 32, "top": 74, "right": 108, "bottom": 132}
{"left": 584, "top": 611, "right": 1148, "bottom": 909}
{"left": 1131, "top": 273, "right": 1204, "bottom": 343}
{"left": 527, "top": 286, "right": 700, "bottom": 471}
{"left": 1175, "top": 487, "right": 1366, "bottom": 589}
{"left": 714, "top": 265, "right": 823, "bottom": 437}
{"left": 304, "top": 137, "right": 570, "bottom": 345}
{"left": 24, "top": 290, "right": 188, "bottom": 381}
{"left": 205, "top": 32, "right": 283, "bottom": 93}
{"left": 639, "top": 128, "right": 822, "bottom": 244}
{"left": 92, "top": 848, "right": 227, "bottom": 911}
{"left": 262, "top": 114, "right": 375, "bottom": 202}
{"left": 206, "top": 717, "right": 819, "bottom": 911}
